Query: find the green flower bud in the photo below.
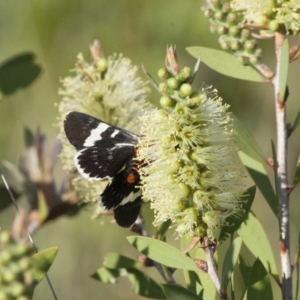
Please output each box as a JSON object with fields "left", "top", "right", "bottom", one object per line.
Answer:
{"left": 255, "top": 14, "right": 268, "bottom": 26}
{"left": 18, "top": 257, "right": 31, "bottom": 271}
{"left": 177, "top": 67, "right": 192, "bottom": 81}
{"left": 2, "top": 268, "right": 17, "bottom": 283}
{"left": 0, "top": 231, "right": 11, "bottom": 245}
{"left": 0, "top": 250, "right": 13, "bottom": 264}
{"left": 157, "top": 68, "right": 170, "bottom": 79}
{"left": 158, "top": 82, "right": 168, "bottom": 94}
{"left": 184, "top": 208, "right": 198, "bottom": 223}
{"left": 268, "top": 20, "right": 279, "bottom": 32}
{"left": 160, "top": 95, "right": 175, "bottom": 108}
{"left": 241, "top": 29, "right": 251, "bottom": 39}
{"left": 221, "top": 2, "right": 230, "bottom": 14}
{"left": 178, "top": 183, "right": 191, "bottom": 198}
{"left": 244, "top": 40, "right": 256, "bottom": 52}
{"left": 10, "top": 281, "right": 25, "bottom": 297}
{"left": 229, "top": 26, "right": 239, "bottom": 36}
{"left": 179, "top": 83, "right": 193, "bottom": 97}
{"left": 194, "top": 225, "right": 207, "bottom": 237}
{"left": 214, "top": 10, "right": 223, "bottom": 20}
{"left": 237, "top": 56, "right": 248, "bottom": 65}
{"left": 227, "top": 12, "right": 237, "bottom": 23}
{"left": 220, "top": 40, "right": 230, "bottom": 50}
{"left": 204, "top": 9, "right": 213, "bottom": 18}
{"left": 230, "top": 40, "right": 240, "bottom": 51}
{"left": 167, "top": 77, "right": 180, "bottom": 90}
{"left": 177, "top": 199, "right": 190, "bottom": 211}
{"left": 249, "top": 55, "right": 259, "bottom": 65}
{"left": 95, "top": 57, "right": 108, "bottom": 72}
{"left": 217, "top": 25, "right": 227, "bottom": 35}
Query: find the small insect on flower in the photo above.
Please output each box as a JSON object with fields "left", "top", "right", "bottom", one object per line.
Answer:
{"left": 64, "top": 111, "right": 142, "bottom": 227}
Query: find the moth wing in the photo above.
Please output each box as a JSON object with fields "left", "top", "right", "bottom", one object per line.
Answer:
{"left": 64, "top": 111, "right": 138, "bottom": 150}
{"left": 74, "top": 141, "right": 136, "bottom": 180}
{"left": 64, "top": 111, "right": 138, "bottom": 180}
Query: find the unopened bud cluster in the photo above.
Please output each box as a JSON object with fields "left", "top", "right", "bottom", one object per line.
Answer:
{"left": 137, "top": 47, "right": 246, "bottom": 239}
{"left": 0, "top": 231, "right": 34, "bottom": 300}
{"left": 202, "top": 1, "right": 263, "bottom": 65}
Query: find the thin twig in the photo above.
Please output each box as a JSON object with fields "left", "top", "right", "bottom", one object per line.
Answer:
{"left": 0, "top": 167, "right": 59, "bottom": 300}
{"left": 204, "top": 238, "right": 228, "bottom": 300}
{"left": 272, "top": 32, "right": 292, "bottom": 300}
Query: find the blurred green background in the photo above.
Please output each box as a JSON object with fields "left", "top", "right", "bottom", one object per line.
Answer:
{"left": 1, "top": 0, "right": 300, "bottom": 299}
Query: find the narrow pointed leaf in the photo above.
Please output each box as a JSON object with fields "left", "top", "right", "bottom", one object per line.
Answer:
{"left": 238, "top": 212, "right": 278, "bottom": 279}
{"left": 219, "top": 186, "right": 255, "bottom": 242}
{"left": 183, "top": 269, "right": 199, "bottom": 294}
{"left": 30, "top": 247, "right": 58, "bottom": 283}
{"left": 0, "top": 185, "right": 20, "bottom": 211}
{"left": 195, "top": 282, "right": 213, "bottom": 300}
{"left": 293, "top": 155, "right": 300, "bottom": 186}
{"left": 162, "top": 284, "right": 200, "bottom": 300}
{"left": 156, "top": 219, "right": 172, "bottom": 236}
{"left": 91, "top": 267, "right": 124, "bottom": 284}
{"left": 127, "top": 236, "right": 197, "bottom": 271}
{"left": 291, "top": 108, "right": 300, "bottom": 134}
{"left": 0, "top": 52, "right": 41, "bottom": 95}
{"left": 186, "top": 47, "right": 265, "bottom": 82}
{"left": 127, "top": 268, "right": 166, "bottom": 299}
{"left": 103, "top": 252, "right": 141, "bottom": 269}
{"left": 295, "top": 231, "right": 300, "bottom": 300}
{"left": 271, "top": 141, "right": 279, "bottom": 200}
{"left": 221, "top": 237, "right": 243, "bottom": 289}
{"left": 142, "top": 64, "right": 159, "bottom": 90}
{"left": 239, "top": 152, "right": 278, "bottom": 216}
{"left": 247, "top": 258, "right": 273, "bottom": 300}
{"left": 239, "top": 255, "right": 251, "bottom": 298}
{"left": 232, "top": 114, "right": 265, "bottom": 163}
{"left": 278, "top": 39, "right": 289, "bottom": 102}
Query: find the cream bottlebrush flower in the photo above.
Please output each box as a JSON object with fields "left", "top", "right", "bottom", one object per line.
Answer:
{"left": 57, "top": 41, "right": 151, "bottom": 207}
{"left": 137, "top": 59, "right": 246, "bottom": 239}
{"left": 231, "top": 0, "right": 300, "bottom": 34}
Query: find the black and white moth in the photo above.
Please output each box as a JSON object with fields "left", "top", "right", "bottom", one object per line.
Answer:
{"left": 64, "top": 111, "right": 142, "bottom": 227}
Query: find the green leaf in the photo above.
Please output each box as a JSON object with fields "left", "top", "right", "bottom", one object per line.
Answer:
{"left": 0, "top": 52, "right": 41, "bottom": 96}
{"left": 142, "top": 64, "right": 159, "bottom": 90}
{"left": 293, "top": 155, "right": 300, "bottom": 186}
{"left": 295, "top": 231, "right": 300, "bottom": 300}
{"left": 30, "top": 247, "right": 58, "bottom": 283}
{"left": 239, "top": 152, "right": 278, "bottom": 217}
{"left": 183, "top": 269, "right": 200, "bottom": 294}
{"left": 91, "top": 267, "right": 124, "bottom": 284}
{"left": 247, "top": 258, "right": 273, "bottom": 300}
{"left": 219, "top": 186, "right": 255, "bottom": 242}
{"left": 238, "top": 212, "right": 279, "bottom": 279}
{"left": 278, "top": 39, "right": 289, "bottom": 102}
{"left": 156, "top": 219, "right": 172, "bottom": 237}
{"left": 186, "top": 47, "right": 265, "bottom": 82}
{"left": 232, "top": 114, "right": 265, "bottom": 163}
{"left": 127, "top": 236, "right": 197, "bottom": 271}
{"left": 103, "top": 252, "right": 141, "bottom": 269}
{"left": 195, "top": 282, "right": 213, "bottom": 300}
{"left": 127, "top": 268, "right": 166, "bottom": 299}
{"left": 0, "top": 185, "right": 20, "bottom": 211}
{"left": 221, "top": 237, "right": 243, "bottom": 289}
{"left": 239, "top": 255, "right": 252, "bottom": 297}
{"left": 271, "top": 141, "right": 279, "bottom": 201}
{"left": 162, "top": 284, "right": 200, "bottom": 300}
{"left": 291, "top": 108, "right": 300, "bottom": 134}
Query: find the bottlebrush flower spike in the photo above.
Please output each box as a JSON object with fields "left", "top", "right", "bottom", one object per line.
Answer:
{"left": 137, "top": 48, "right": 247, "bottom": 240}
